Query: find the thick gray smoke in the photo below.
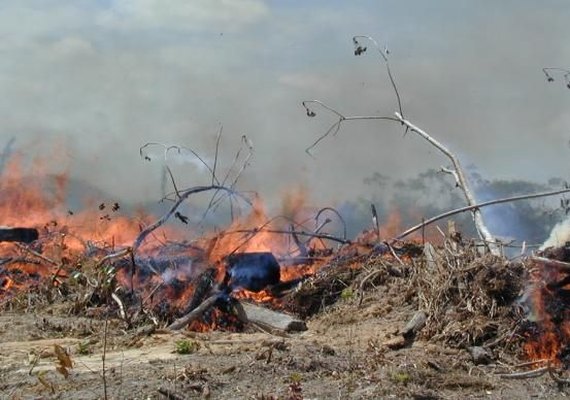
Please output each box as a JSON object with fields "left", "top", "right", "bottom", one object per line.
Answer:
{"left": 0, "top": 1, "right": 569, "bottom": 220}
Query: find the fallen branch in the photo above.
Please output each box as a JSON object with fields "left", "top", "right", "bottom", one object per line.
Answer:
{"left": 531, "top": 256, "right": 570, "bottom": 273}
{"left": 548, "top": 366, "right": 570, "bottom": 385}
{"left": 240, "top": 302, "right": 307, "bottom": 332}
{"left": 497, "top": 366, "right": 549, "bottom": 379}
{"left": 401, "top": 310, "right": 427, "bottom": 340}
{"left": 229, "top": 228, "right": 351, "bottom": 245}
{"left": 393, "top": 187, "right": 570, "bottom": 243}
{"left": 168, "top": 293, "right": 221, "bottom": 331}
{"left": 15, "top": 243, "right": 58, "bottom": 266}
{"left": 157, "top": 387, "right": 187, "bottom": 400}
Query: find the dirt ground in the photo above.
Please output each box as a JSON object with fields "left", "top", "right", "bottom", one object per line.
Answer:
{"left": 2, "top": 277, "right": 569, "bottom": 400}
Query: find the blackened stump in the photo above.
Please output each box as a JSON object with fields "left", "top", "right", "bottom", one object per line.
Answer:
{"left": 223, "top": 252, "right": 281, "bottom": 293}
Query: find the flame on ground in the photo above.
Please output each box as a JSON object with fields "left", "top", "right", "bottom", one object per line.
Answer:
{"left": 0, "top": 153, "right": 411, "bottom": 331}
{"left": 522, "top": 262, "right": 570, "bottom": 366}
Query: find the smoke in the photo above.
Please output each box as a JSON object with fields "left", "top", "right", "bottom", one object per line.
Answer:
{"left": 540, "top": 217, "right": 570, "bottom": 250}
{"left": 0, "top": 1, "right": 569, "bottom": 216}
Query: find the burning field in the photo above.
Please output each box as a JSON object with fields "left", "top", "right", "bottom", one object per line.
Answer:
{"left": 2, "top": 155, "right": 570, "bottom": 400}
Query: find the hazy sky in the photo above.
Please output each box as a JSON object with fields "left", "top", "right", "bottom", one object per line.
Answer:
{"left": 1, "top": 1, "right": 569, "bottom": 211}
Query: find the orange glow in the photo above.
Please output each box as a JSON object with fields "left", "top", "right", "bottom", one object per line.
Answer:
{"left": 522, "top": 261, "right": 570, "bottom": 365}
{"left": 0, "top": 152, "right": 420, "bottom": 331}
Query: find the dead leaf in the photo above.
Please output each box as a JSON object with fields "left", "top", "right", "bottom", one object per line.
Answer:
{"left": 53, "top": 344, "right": 73, "bottom": 378}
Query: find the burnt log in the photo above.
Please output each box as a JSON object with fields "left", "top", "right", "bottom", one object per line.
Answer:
{"left": 223, "top": 252, "right": 280, "bottom": 293}
{"left": 0, "top": 227, "right": 38, "bottom": 243}
{"left": 401, "top": 310, "right": 427, "bottom": 340}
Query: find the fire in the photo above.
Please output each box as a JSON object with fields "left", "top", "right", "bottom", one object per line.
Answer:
{"left": 1, "top": 276, "right": 14, "bottom": 290}
{"left": 522, "top": 259, "right": 570, "bottom": 365}
{"left": 0, "top": 151, "right": 409, "bottom": 331}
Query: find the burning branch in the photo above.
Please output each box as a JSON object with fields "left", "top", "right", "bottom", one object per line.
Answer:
{"left": 168, "top": 293, "right": 221, "bottom": 330}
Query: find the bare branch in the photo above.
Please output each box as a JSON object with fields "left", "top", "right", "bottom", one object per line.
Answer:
{"left": 315, "top": 207, "right": 347, "bottom": 240}
{"left": 302, "top": 100, "right": 398, "bottom": 155}
{"left": 393, "top": 187, "right": 570, "bottom": 242}
{"left": 543, "top": 67, "right": 570, "bottom": 88}
{"left": 140, "top": 142, "right": 218, "bottom": 185}
{"left": 200, "top": 135, "right": 254, "bottom": 223}
{"left": 353, "top": 35, "right": 404, "bottom": 120}
{"left": 212, "top": 125, "right": 223, "bottom": 185}
{"left": 440, "top": 166, "right": 461, "bottom": 188}
{"left": 394, "top": 112, "right": 499, "bottom": 254}
{"left": 497, "top": 366, "right": 549, "bottom": 379}
{"left": 168, "top": 293, "right": 221, "bottom": 330}
{"left": 133, "top": 185, "right": 244, "bottom": 253}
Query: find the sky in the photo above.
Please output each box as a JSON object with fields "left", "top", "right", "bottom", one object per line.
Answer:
{"left": 0, "top": 0, "right": 569, "bottom": 213}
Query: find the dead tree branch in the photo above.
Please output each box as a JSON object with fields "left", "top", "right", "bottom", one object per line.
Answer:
{"left": 140, "top": 142, "right": 218, "bottom": 184}
{"left": 543, "top": 67, "right": 570, "bottom": 89}
{"left": 393, "top": 187, "right": 570, "bottom": 242}
{"left": 302, "top": 100, "right": 398, "bottom": 156}
{"left": 302, "top": 35, "right": 503, "bottom": 253}
{"left": 168, "top": 293, "right": 220, "bottom": 330}
{"left": 353, "top": 35, "right": 404, "bottom": 120}
{"left": 133, "top": 185, "right": 244, "bottom": 253}
{"left": 394, "top": 112, "right": 499, "bottom": 254}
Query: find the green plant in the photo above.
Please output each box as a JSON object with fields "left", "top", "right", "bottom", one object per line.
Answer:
{"left": 174, "top": 339, "right": 199, "bottom": 354}
{"left": 340, "top": 287, "right": 354, "bottom": 300}
{"left": 288, "top": 372, "right": 303, "bottom": 384}
{"left": 390, "top": 370, "right": 411, "bottom": 385}
{"left": 76, "top": 341, "right": 92, "bottom": 355}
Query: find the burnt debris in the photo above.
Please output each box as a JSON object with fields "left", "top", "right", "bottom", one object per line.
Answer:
{"left": 222, "top": 252, "right": 281, "bottom": 293}
{"left": 0, "top": 227, "right": 39, "bottom": 243}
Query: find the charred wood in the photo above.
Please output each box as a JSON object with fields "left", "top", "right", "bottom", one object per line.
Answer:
{"left": 0, "top": 227, "right": 38, "bottom": 243}
{"left": 184, "top": 268, "right": 217, "bottom": 314}
{"left": 401, "top": 310, "right": 427, "bottom": 340}
{"left": 168, "top": 293, "right": 221, "bottom": 330}
{"left": 222, "top": 252, "right": 280, "bottom": 293}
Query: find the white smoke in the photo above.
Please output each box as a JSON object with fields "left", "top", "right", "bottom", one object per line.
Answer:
{"left": 540, "top": 217, "right": 570, "bottom": 250}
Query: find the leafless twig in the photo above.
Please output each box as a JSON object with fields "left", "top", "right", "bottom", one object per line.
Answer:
{"left": 394, "top": 112, "right": 499, "bottom": 254}
{"left": 315, "top": 207, "right": 347, "bottom": 240}
{"left": 543, "top": 67, "right": 570, "bottom": 89}
{"left": 302, "top": 100, "right": 398, "bottom": 155}
{"left": 133, "top": 185, "right": 244, "bottom": 253}
{"left": 353, "top": 35, "right": 404, "bottom": 120}
{"left": 140, "top": 142, "right": 218, "bottom": 184}
{"left": 15, "top": 243, "right": 58, "bottom": 266}
{"left": 211, "top": 125, "right": 223, "bottom": 186}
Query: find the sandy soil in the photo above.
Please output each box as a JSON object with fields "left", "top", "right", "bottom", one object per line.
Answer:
{"left": 1, "top": 280, "right": 569, "bottom": 400}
